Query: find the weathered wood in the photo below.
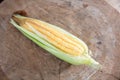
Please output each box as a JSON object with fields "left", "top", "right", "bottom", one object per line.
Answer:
{"left": 0, "top": 66, "right": 9, "bottom": 80}
{"left": 0, "top": 0, "right": 120, "bottom": 80}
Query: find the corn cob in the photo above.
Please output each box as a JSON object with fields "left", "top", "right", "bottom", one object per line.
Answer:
{"left": 10, "top": 15, "right": 101, "bottom": 68}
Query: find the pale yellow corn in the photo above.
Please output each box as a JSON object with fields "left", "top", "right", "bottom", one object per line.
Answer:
{"left": 11, "top": 15, "right": 101, "bottom": 68}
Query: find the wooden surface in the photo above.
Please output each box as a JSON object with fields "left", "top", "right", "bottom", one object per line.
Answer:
{"left": 0, "top": 0, "right": 120, "bottom": 80}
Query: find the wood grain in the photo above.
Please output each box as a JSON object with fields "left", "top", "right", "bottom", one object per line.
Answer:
{"left": 0, "top": 66, "right": 9, "bottom": 80}
{"left": 0, "top": 0, "right": 120, "bottom": 80}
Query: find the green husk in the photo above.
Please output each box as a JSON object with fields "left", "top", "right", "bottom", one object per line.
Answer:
{"left": 10, "top": 16, "right": 101, "bottom": 69}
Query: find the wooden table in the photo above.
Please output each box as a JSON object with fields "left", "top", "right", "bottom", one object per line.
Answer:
{"left": 0, "top": 0, "right": 120, "bottom": 80}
